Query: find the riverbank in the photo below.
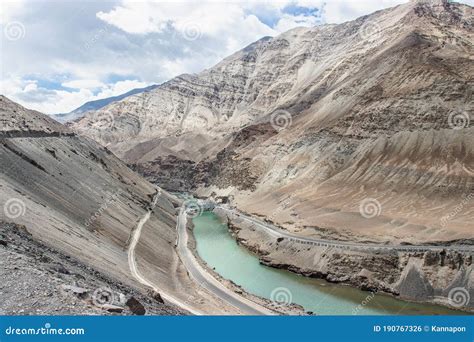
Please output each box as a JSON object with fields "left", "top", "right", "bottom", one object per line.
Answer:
{"left": 185, "top": 213, "right": 306, "bottom": 315}
{"left": 211, "top": 208, "right": 473, "bottom": 314}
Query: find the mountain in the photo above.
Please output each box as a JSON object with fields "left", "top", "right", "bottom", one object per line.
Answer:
{"left": 73, "top": 0, "right": 473, "bottom": 247}
{"left": 0, "top": 96, "right": 230, "bottom": 314}
{"left": 53, "top": 84, "right": 159, "bottom": 123}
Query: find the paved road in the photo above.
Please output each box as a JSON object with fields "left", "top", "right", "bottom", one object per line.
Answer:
{"left": 176, "top": 206, "right": 274, "bottom": 315}
{"left": 217, "top": 206, "right": 474, "bottom": 253}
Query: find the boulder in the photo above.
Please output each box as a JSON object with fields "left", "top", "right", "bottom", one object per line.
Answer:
{"left": 147, "top": 290, "right": 164, "bottom": 304}
{"left": 60, "top": 285, "right": 89, "bottom": 299}
{"left": 101, "top": 304, "right": 124, "bottom": 313}
{"left": 48, "top": 263, "right": 70, "bottom": 275}
{"left": 126, "top": 297, "right": 146, "bottom": 315}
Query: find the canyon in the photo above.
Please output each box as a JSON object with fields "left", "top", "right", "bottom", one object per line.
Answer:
{"left": 0, "top": 96, "right": 247, "bottom": 314}
{"left": 1, "top": 0, "right": 473, "bottom": 314}
{"left": 73, "top": 0, "right": 473, "bottom": 246}
{"left": 70, "top": 0, "right": 474, "bottom": 310}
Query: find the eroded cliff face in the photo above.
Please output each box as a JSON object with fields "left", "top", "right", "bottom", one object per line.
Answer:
{"left": 220, "top": 209, "right": 474, "bottom": 311}
{"left": 74, "top": 0, "right": 473, "bottom": 245}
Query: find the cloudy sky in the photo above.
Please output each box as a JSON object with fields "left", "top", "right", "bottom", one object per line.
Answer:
{"left": 1, "top": 0, "right": 472, "bottom": 114}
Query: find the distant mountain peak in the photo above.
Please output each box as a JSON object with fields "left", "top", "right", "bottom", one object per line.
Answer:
{"left": 53, "top": 84, "right": 159, "bottom": 123}
{"left": 72, "top": 0, "right": 472, "bottom": 156}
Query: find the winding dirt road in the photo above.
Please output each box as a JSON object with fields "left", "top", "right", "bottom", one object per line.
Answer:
{"left": 127, "top": 191, "right": 202, "bottom": 315}
{"left": 127, "top": 191, "right": 271, "bottom": 315}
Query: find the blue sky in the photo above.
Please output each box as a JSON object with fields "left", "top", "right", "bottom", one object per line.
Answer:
{"left": 1, "top": 0, "right": 472, "bottom": 114}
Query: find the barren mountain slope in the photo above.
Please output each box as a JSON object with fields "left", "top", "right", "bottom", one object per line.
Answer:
{"left": 74, "top": 0, "right": 473, "bottom": 245}
{"left": 0, "top": 96, "right": 238, "bottom": 314}
{"left": 1, "top": 96, "right": 68, "bottom": 135}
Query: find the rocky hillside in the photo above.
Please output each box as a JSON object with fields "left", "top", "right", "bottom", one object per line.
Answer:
{"left": 1, "top": 96, "right": 68, "bottom": 135}
{"left": 0, "top": 96, "right": 237, "bottom": 315}
{"left": 73, "top": 0, "right": 473, "bottom": 245}
{"left": 0, "top": 222, "right": 183, "bottom": 315}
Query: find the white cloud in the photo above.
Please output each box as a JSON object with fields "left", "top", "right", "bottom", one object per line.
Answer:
{"left": 322, "top": 0, "right": 408, "bottom": 24}
{"left": 1, "top": 77, "right": 149, "bottom": 114}
{"left": 274, "top": 13, "right": 323, "bottom": 32}
{"left": 96, "top": 2, "right": 160, "bottom": 35}
{"left": 0, "top": 0, "right": 26, "bottom": 25}
{"left": 97, "top": 1, "right": 254, "bottom": 36}
{"left": 96, "top": 79, "right": 148, "bottom": 98}
{"left": 4, "top": 0, "right": 472, "bottom": 115}
{"left": 97, "top": 1, "right": 277, "bottom": 52}
{"left": 23, "top": 82, "right": 38, "bottom": 92}
{"left": 62, "top": 79, "right": 105, "bottom": 89}
{"left": 38, "top": 89, "right": 95, "bottom": 114}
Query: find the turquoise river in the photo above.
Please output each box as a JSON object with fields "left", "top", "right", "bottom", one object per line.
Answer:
{"left": 193, "top": 212, "right": 462, "bottom": 315}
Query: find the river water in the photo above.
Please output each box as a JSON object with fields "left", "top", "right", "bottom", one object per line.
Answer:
{"left": 193, "top": 212, "right": 462, "bottom": 315}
